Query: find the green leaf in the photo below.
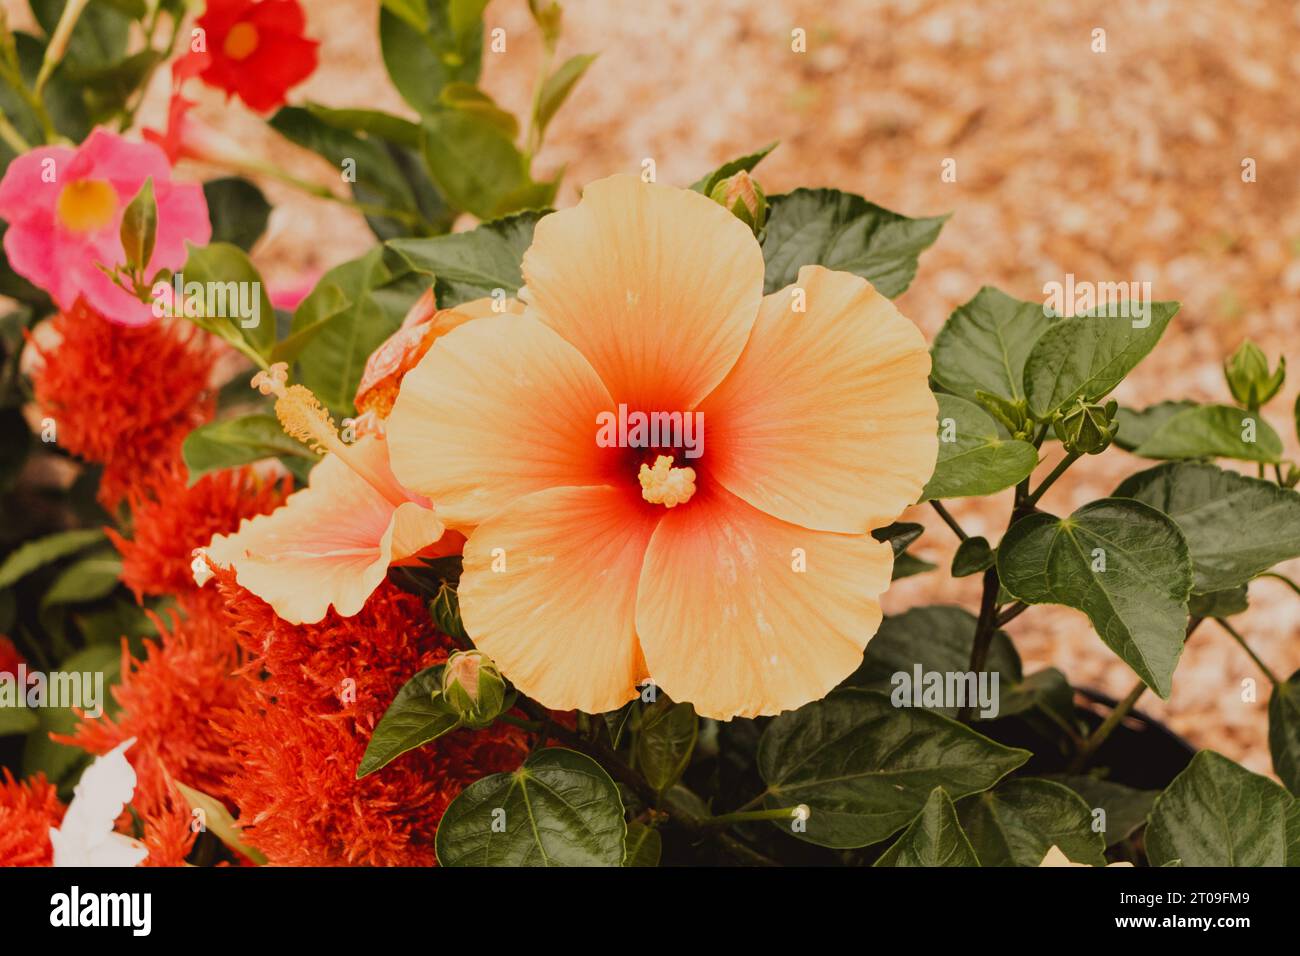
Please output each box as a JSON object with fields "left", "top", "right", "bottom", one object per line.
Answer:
{"left": 271, "top": 106, "right": 444, "bottom": 240}
{"left": 1270, "top": 670, "right": 1300, "bottom": 795}
{"left": 302, "top": 103, "right": 423, "bottom": 149}
{"left": 956, "top": 778, "right": 1106, "bottom": 866}
{"left": 623, "top": 821, "right": 661, "bottom": 867}
{"left": 31, "top": 0, "right": 129, "bottom": 70}
{"left": 379, "top": 0, "right": 483, "bottom": 116}
{"left": 42, "top": 551, "right": 121, "bottom": 607}
{"left": 634, "top": 699, "right": 697, "bottom": 793}
{"left": 872, "top": 521, "right": 924, "bottom": 555}
{"left": 874, "top": 787, "right": 979, "bottom": 867}
{"left": 0, "top": 529, "right": 104, "bottom": 588}
{"left": 1113, "top": 461, "right": 1300, "bottom": 593}
{"left": 921, "top": 393, "right": 1038, "bottom": 501}
{"left": 382, "top": 0, "right": 430, "bottom": 31}
{"left": 182, "top": 414, "right": 319, "bottom": 486}
{"left": 177, "top": 242, "right": 275, "bottom": 364}
{"left": 389, "top": 209, "right": 545, "bottom": 307}
{"left": 119, "top": 176, "right": 156, "bottom": 273}
{"left": 757, "top": 689, "right": 1028, "bottom": 848}
{"left": 1044, "top": 774, "right": 1159, "bottom": 846}
{"left": 1022, "top": 301, "right": 1179, "bottom": 419}
{"left": 0, "top": 705, "right": 38, "bottom": 737}
{"left": 689, "top": 142, "right": 778, "bottom": 194}
{"left": 203, "top": 178, "right": 272, "bottom": 252}
{"left": 602, "top": 701, "right": 635, "bottom": 749}
{"left": 843, "top": 606, "right": 1022, "bottom": 720}
{"left": 931, "top": 287, "right": 1054, "bottom": 403}
{"left": 760, "top": 188, "right": 947, "bottom": 298}
{"left": 428, "top": 581, "right": 468, "bottom": 642}
{"left": 891, "top": 553, "right": 936, "bottom": 580}
{"left": 998, "top": 498, "right": 1193, "bottom": 697}
{"left": 435, "top": 748, "right": 626, "bottom": 866}
{"left": 421, "top": 111, "right": 543, "bottom": 220}
{"left": 357, "top": 664, "right": 460, "bottom": 778}
{"left": 289, "top": 245, "right": 427, "bottom": 415}
{"left": 1114, "top": 400, "right": 1197, "bottom": 452}
{"left": 1146, "top": 750, "right": 1295, "bottom": 866}
{"left": 439, "top": 82, "right": 519, "bottom": 138}
{"left": 22, "top": 643, "right": 122, "bottom": 786}
{"left": 174, "top": 781, "right": 268, "bottom": 865}
{"left": 1130, "top": 404, "right": 1283, "bottom": 463}
{"left": 1188, "top": 585, "right": 1249, "bottom": 618}
{"left": 533, "top": 53, "right": 597, "bottom": 144}
{"left": 952, "top": 536, "right": 995, "bottom": 577}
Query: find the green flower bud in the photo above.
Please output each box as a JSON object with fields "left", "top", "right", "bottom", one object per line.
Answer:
{"left": 442, "top": 650, "right": 506, "bottom": 729}
{"left": 1224, "top": 340, "right": 1285, "bottom": 408}
{"left": 708, "top": 171, "right": 767, "bottom": 234}
{"left": 1054, "top": 398, "right": 1118, "bottom": 456}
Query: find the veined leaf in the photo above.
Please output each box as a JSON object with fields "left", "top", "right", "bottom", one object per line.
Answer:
{"left": 921, "top": 393, "right": 1038, "bottom": 501}
{"left": 931, "top": 286, "right": 1054, "bottom": 403}
{"left": 875, "top": 788, "right": 979, "bottom": 867}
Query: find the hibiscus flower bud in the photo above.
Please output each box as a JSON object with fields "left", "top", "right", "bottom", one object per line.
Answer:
{"left": 1054, "top": 398, "right": 1118, "bottom": 456}
{"left": 708, "top": 171, "right": 767, "bottom": 233}
{"left": 1223, "top": 340, "right": 1285, "bottom": 409}
{"left": 442, "top": 650, "right": 507, "bottom": 728}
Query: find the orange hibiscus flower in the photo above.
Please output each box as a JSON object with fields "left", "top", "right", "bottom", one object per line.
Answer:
{"left": 387, "top": 175, "right": 937, "bottom": 719}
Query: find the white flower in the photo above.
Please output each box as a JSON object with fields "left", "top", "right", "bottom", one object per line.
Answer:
{"left": 49, "top": 737, "right": 148, "bottom": 867}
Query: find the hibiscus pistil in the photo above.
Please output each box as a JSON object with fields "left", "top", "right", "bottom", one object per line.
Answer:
{"left": 638, "top": 454, "right": 697, "bottom": 508}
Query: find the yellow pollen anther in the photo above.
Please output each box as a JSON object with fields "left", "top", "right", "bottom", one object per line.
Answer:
{"left": 55, "top": 179, "right": 118, "bottom": 233}
{"left": 224, "top": 22, "right": 260, "bottom": 60}
{"left": 639, "top": 455, "right": 696, "bottom": 508}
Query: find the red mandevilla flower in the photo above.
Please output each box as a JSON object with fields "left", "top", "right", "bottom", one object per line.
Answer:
{"left": 195, "top": 0, "right": 320, "bottom": 113}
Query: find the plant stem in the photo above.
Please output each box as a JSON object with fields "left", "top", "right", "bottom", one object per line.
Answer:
{"left": 496, "top": 713, "right": 543, "bottom": 733}
{"left": 34, "top": 0, "right": 88, "bottom": 97}
{"left": 1067, "top": 617, "right": 1203, "bottom": 773}
{"left": 1275, "top": 463, "right": 1286, "bottom": 485}
{"left": 0, "top": 108, "right": 30, "bottom": 153}
{"left": 995, "top": 601, "right": 1028, "bottom": 627}
{"left": 929, "top": 499, "right": 969, "bottom": 541}
{"left": 1262, "top": 571, "right": 1300, "bottom": 598}
{"left": 1023, "top": 450, "right": 1080, "bottom": 509}
{"left": 702, "top": 807, "right": 805, "bottom": 828}
{"left": 957, "top": 566, "right": 1001, "bottom": 722}
{"left": 1216, "top": 617, "right": 1279, "bottom": 686}
{"left": 0, "top": 11, "right": 58, "bottom": 144}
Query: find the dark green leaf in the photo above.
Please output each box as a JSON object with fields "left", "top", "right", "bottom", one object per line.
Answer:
{"left": 0, "top": 704, "right": 38, "bottom": 736}
{"left": 871, "top": 521, "right": 924, "bottom": 555}
{"left": 174, "top": 781, "right": 268, "bottom": 865}
{"left": 1113, "top": 461, "right": 1300, "bottom": 593}
{"left": 758, "top": 689, "right": 1028, "bottom": 848}
{"left": 1270, "top": 670, "right": 1300, "bottom": 795}
{"left": 1114, "top": 400, "right": 1197, "bottom": 452}
{"left": 203, "top": 178, "right": 271, "bottom": 252}
{"left": 956, "top": 778, "right": 1106, "bottom": 866}
{"left": 931, "top": 286, "right": 1053, "bottom": 403}
{"left": 1131, "top": 404, "right": 1283, "bottom": 463}
{"left": 1022, "top": 301, "right": 1179, "bottom": 419}
{"left": 428, "top": 582, "right": 467, "bottom": 641}
{"left": 356, "top": 664, "right": 460, "bottom": 778}
{"left": 0, "top": 529, "right": 104, "bottom": 588}
{"left": 389, "top": 209, "right": 545, "bottom": 307}
{"left": 1044, "top": 774, "right": 1158, "bottom": 846}
{"left": 22, "top": 644, "right": 122, "bottom": 786}
{"left": 602, "top": 701, "right": 634, "bottom": 749}
{"left": 119, "top": 177, "right": 155, "bottom": 273}
{"left": 435, "top": 748, "right": 626, "bottom": 866}
{"left": 623, "top": 821, "right": 661, "bottom": 867}
{"left": 921, "top": 393, "right": 1038, "bottom": 501}
{"left": 891, "top": 553, "right": 936, "bottom": 580}
{"left": 303, "top": 103, "right": 423, "bottom": 149}
{"left": 1146, "top": 750, "right": 1295, "bottom": 866}
{"left": 760, "top": 188, "right": 946, "bottom": 298}
{"left": 177, "top": 242, "right": 275, "bottom": 364}
{"left": 874, "top": 787, "right": 979, "bottom": 867}
{"left": 182, "top": 414, "right": 319, "bottom": 486}
{"left": 634, "top": 699, "right": 697, "bottom": 792}
{"left": 42, "top": 551, "right": 121, "bottom": 607}
{"left": 952, "top": 536, "right": 995, "bottom": 577}
{"left": 998, "top": 498, "right": 1193, "bottom": 697}
{"left": 1188, "top": 585, "right": 1249, "bottom": 618}
{"left": 31, "top": 0, "right": 129, "bottom": 70}
{"left": 379, "top": 0, "right": 483, "bottom": 116}
{"left": 420, "top": 111, "right": 539, "bottom": 220}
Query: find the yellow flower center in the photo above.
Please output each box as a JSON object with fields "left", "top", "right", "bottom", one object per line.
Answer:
{"left": 55, "top": 180, "right": 118, "bottom": 233}
{"left": 224, "top": 22, "right": 260, "bottom": 60}
{"left": 639, "top": 455, "right": 696, "bottom": 508}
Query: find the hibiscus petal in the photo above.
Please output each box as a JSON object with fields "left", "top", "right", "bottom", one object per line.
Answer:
{"left": 458, "top": 485, "right": 658, "bottom": 714}
{"left": 635, "top": 482, "right": 892, "bottom": 720}
{"left": 388, "top": 314, "right": 616, "bottom": 529}
{"left": 699, "top": 265, "right": 938, "bottom": 533}
{"left": 521, "top": 174, "right": 765, "bottom": 411}
{"left": 206, "top": 436, "right": 442, "bottom": 623}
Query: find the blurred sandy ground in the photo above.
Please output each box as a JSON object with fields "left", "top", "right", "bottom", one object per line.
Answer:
{"left": 39, "top": 0, "right": 1300, "bottom": 769}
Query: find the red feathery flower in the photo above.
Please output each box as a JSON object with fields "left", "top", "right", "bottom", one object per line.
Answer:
{"left": 213, "top": 572, "right": 529, "bottom": 866}
{"left": 0, "top": 770, "right": 64, "bottom": 866}
{"left": 195, "top": 0, "right": 319, "bottom": 113}
{"left": 139, "top": 788, "right": 199, "bottom": 867}
{"left": 0, "top": 635, "right": 23, "bottom": 675}
{"left": 56, "top": 611, "right": 243, "bottom": 818}
{"left": 28, "top": 300, "right": 216, "bottom": 507}
{"left": 109, "top": 463, "right": 289, "bottom": 602}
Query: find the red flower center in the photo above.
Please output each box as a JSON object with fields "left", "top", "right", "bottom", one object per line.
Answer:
{"left": 223, "top": 22, "right": 260, "bottom": 60}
